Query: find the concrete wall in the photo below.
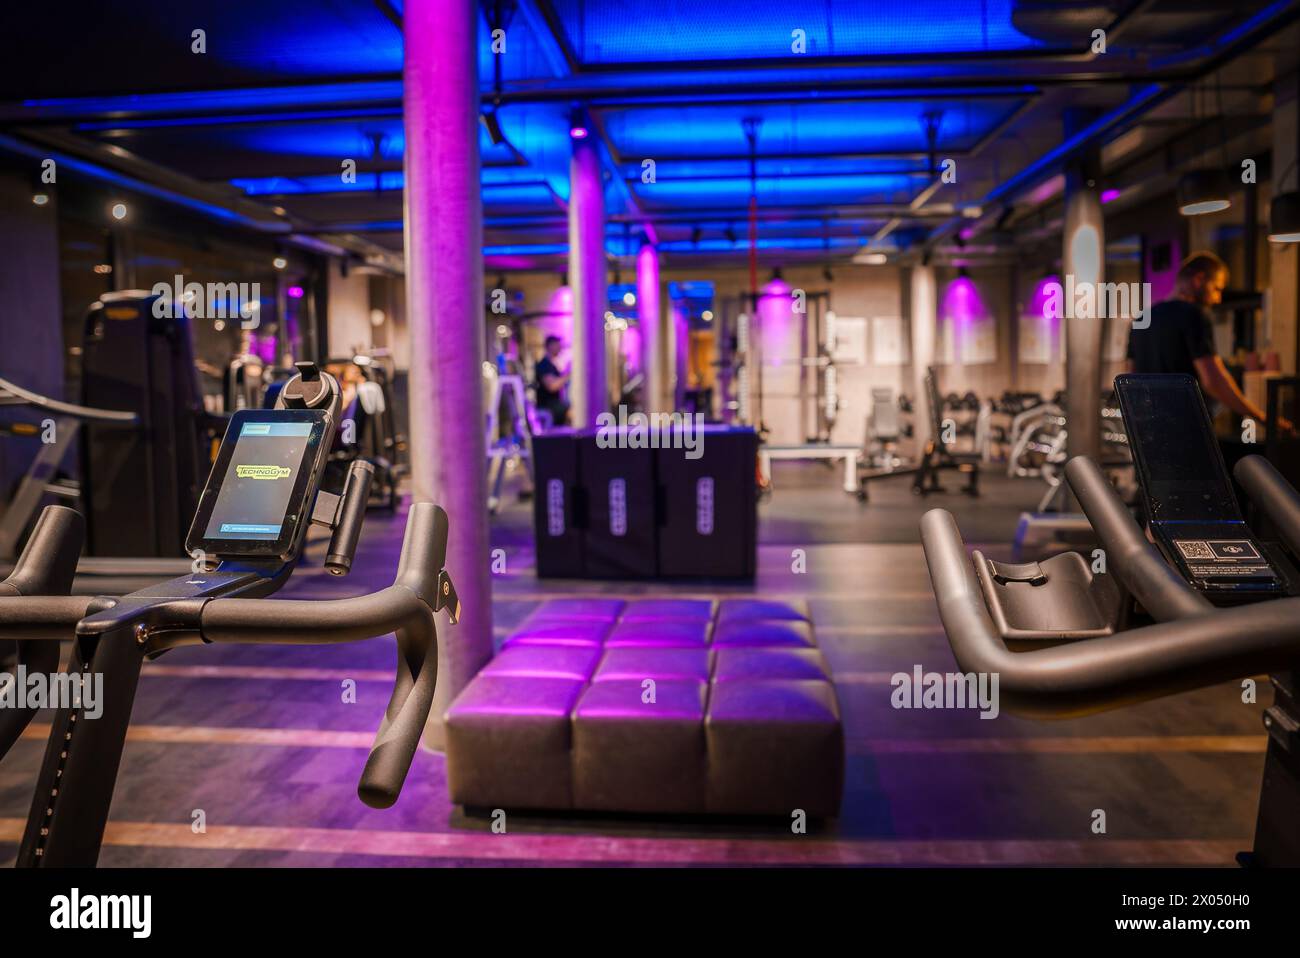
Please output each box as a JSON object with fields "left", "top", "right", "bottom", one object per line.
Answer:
{"left": 0, "top": 169, "right": 64, "bottom": 494}
{"left": 488, "top": 255, "right": 1143, "bottom": 448}
{"left": 326, "top": 261, "right": 373, "bottom": 358}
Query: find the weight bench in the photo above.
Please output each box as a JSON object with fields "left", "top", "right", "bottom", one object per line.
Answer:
{"left": 445, "top": 597, "right": 844, "bottom": 818}
{"left": 912, "top": 366, "right": 980, "bottom": 498}
{"left": 759, "top": 444, "right": 861, "bottom": 494}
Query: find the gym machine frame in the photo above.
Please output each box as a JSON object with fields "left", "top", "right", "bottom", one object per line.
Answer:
{"left": 923, "top": 451, "right": 1300, "bottom": 866}
{"left": 0, "top": 365, "right": 458, "bottom": 867}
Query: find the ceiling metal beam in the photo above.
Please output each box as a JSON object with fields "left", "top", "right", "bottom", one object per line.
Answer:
{"left": 372, "top": 0, "right": 403, "bottom": 32}
{"left": 920, "top": 0, "right": 1300, "bottom": 255}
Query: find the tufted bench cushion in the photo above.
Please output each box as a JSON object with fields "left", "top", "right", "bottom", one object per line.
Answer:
{"left": 706, "top": 680, "right": 843, "bottom": 817}
{"left": 444, "top": 676, "right": 585, "bottom": 810}
{"left": 445, "top": 597, "right": 842, "bottom": 818}
{"left": 573, "top": 679, "right": 708, "bottom": 812}
{"left": 604, "top": 618, "right": 712, "bottom": 648}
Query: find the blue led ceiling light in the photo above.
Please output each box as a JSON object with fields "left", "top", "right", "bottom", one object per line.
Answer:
{"left": 232, "top": 171, "right": 404, "bottom": 196}
{"left": 548, "top": 0, "right": 1048, "bottom": 65}
{"left": 624, "top": 156, "right": 933, "bottom": 180}
{"left": 602, "top": 99, "right": 1021, "bottom": 159}
{"left": 632, "top": 173, "right": 918, "bottom": 209}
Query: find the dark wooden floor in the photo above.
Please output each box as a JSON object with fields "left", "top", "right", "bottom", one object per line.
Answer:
{"left": 0, "top": 463, "right": 1267, "bottom": 866}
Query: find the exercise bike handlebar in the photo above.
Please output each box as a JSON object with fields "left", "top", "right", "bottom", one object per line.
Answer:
{"left": 198, "top": 501, "right": 451, "bottom": 808}
{"left": 922, "top": 508, "right": 1300, "bottom": 717}
{"left": 0, "top": 502, "right": 453, "bottom": 810}
{"left": 1236, "top": 454, "right": 1300, "bottom": 559}
{"left": 1062, "top": 456, "right": 1213, "bottom": 622}
{"left": 0, "top": 506, "right": 92, "bottom": 756}
{"left": 921, "top": 454, "right": 1300, "bottom": 718}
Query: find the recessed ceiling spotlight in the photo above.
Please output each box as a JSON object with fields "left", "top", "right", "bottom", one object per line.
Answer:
{"left": 110, "top": 202, "right": 128, "bottom": 220}
{"left": 568, "top": 107, "right": 589, "bottom": 140}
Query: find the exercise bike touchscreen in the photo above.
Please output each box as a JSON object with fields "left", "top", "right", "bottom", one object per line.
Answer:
{"left": 186, "top": 409, "right": 328, "bottom": 561}
{"left": 1114, "top": 373, "right": 1284, "bottom": 599}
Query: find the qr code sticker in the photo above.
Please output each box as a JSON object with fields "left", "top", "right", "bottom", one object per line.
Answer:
{"left": 1176, "top": 540, "right": 1214, "bottom": 559}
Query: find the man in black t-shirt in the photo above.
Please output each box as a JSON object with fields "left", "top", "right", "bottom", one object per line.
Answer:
{"left": 534, "top": 334, "right": 570, "bottom": 427}
{"left": 1125, "top": 251, "right": 1290, "bottom": 431}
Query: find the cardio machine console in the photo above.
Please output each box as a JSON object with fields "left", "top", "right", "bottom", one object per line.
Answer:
{"left": 185, "top": 408, "right": 331, "bottom": 564}
{"left": 1114, "top": 373, "right": 1288, "bottom": 602}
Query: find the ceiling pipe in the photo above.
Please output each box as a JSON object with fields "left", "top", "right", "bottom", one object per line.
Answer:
{"left": 921, "top": 0, "right": 1299, "bottom": 255}
{"left": 8, "top": 4, "right": 1293, "bottom": 128}
{"left": 0, "top": 132, "right": 399, "bottom": 266}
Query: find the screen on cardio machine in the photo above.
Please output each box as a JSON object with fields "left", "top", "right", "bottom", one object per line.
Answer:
{"left": 1114, "top": 374, "right": 1239, "bottom": 521}
{"left": 186, "top": 409, "right": 328, "bottom": 559}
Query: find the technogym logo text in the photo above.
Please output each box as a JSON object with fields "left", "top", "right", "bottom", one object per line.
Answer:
{"left": 236, "top": 464, "right": 292, "bottom": 480}
{"left": 1044, "top": 275, "right": 1152, "bottom": 329}
{"left": 890, "top": 665, "right": 999, "bottom": 719}
{"left": 595, "top": 405, "right": 706, "bottom": 460}
{"left": 150, "top": 274, "right": 262, "bottom": 328}
{"left": 50, "top": 889, "right": 151, "bottom": 938}
{"left": 0, "top": 667, "right": 103, "bottom": 719}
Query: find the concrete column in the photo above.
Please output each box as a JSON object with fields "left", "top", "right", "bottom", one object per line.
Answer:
{"left": 636, "top": 243, "right": 666, "bottom": 412}
{"left": 1063, "top": 162, "right": 1105, "bottom": 462}
{"left": 403, "top": 0, "right": 492, "bottom": 749}
{"left": 1272, "top": 72, "right": 1299, "bottom": 373}
{"left": 568, "top": 134, "right": 607, "bottom": 426}
{"left": 909, "top": 265, "right": 937, "bottom": 445}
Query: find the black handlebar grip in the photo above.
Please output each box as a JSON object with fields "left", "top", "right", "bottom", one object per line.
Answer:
{"left": 356, "top": 503, "right": 448, "bottom": 806}
{"left": 355, "top": 605, "right": 439, "bottom": 809}
{"left": 1063, "top": 456, "right": 1211, "bottom": 622}
{"left": 5, "top": 505, "right": 83, "bottom": 598}
{"left": 1236, "top": 455, "right": 1300, "bottom": 558}
{"left": 326, "top": 461, "right": 374, "bottom": 576}
{"left": 0, "top": 506, "right": 86, "bottom": 760}
{"left": 199, "top": 502, "right": 451, "bottom": 808}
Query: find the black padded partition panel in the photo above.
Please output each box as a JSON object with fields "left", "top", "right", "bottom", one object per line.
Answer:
{"left": 657, "top": 426, "right": 756, "bottom": 579}
{"left": 579, "top": 434, "right": 657, "bottom": 578}
{"left": 533, "top": 427, "right": 757, "bottom": 580}
{"left": 532, "top": 431, "right": 584, "bottom": 577}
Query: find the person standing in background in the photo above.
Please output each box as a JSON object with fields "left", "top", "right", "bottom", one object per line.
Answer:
{"left": 534, "top": 334, "right": 570, "bottom": 427}
{"left": 1125, "top": 251, "right": 1291, "bottom": 431}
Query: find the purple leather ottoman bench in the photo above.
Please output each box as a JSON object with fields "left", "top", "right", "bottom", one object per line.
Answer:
{"left": 445, "top": 598, "right": 843, "bottom": 818}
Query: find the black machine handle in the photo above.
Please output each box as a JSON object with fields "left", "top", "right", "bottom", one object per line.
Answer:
{"left": 325, "top": 460, "right": 374, "bottom": 575}
{"left": 0, "top": 373, "right": 139, "bottom": 424}
{"left": 1063, "top": 456, "right": 1212, "bottom": 622}
{"left": 0, "top": 507, "right": 91, "bottom": 758}
{"left": 199, "top": 502, "right": 452, "bottom": 808}
{"left": 1236, "top": 454, "right": 1300, "bottom": 558}
{"left": 921, "top": 461, "right": 1300, "bottom": 718}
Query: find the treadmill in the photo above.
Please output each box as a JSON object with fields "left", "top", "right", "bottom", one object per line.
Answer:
{"left": 921, "top": 373, "right": 1300, "bottom": 866}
